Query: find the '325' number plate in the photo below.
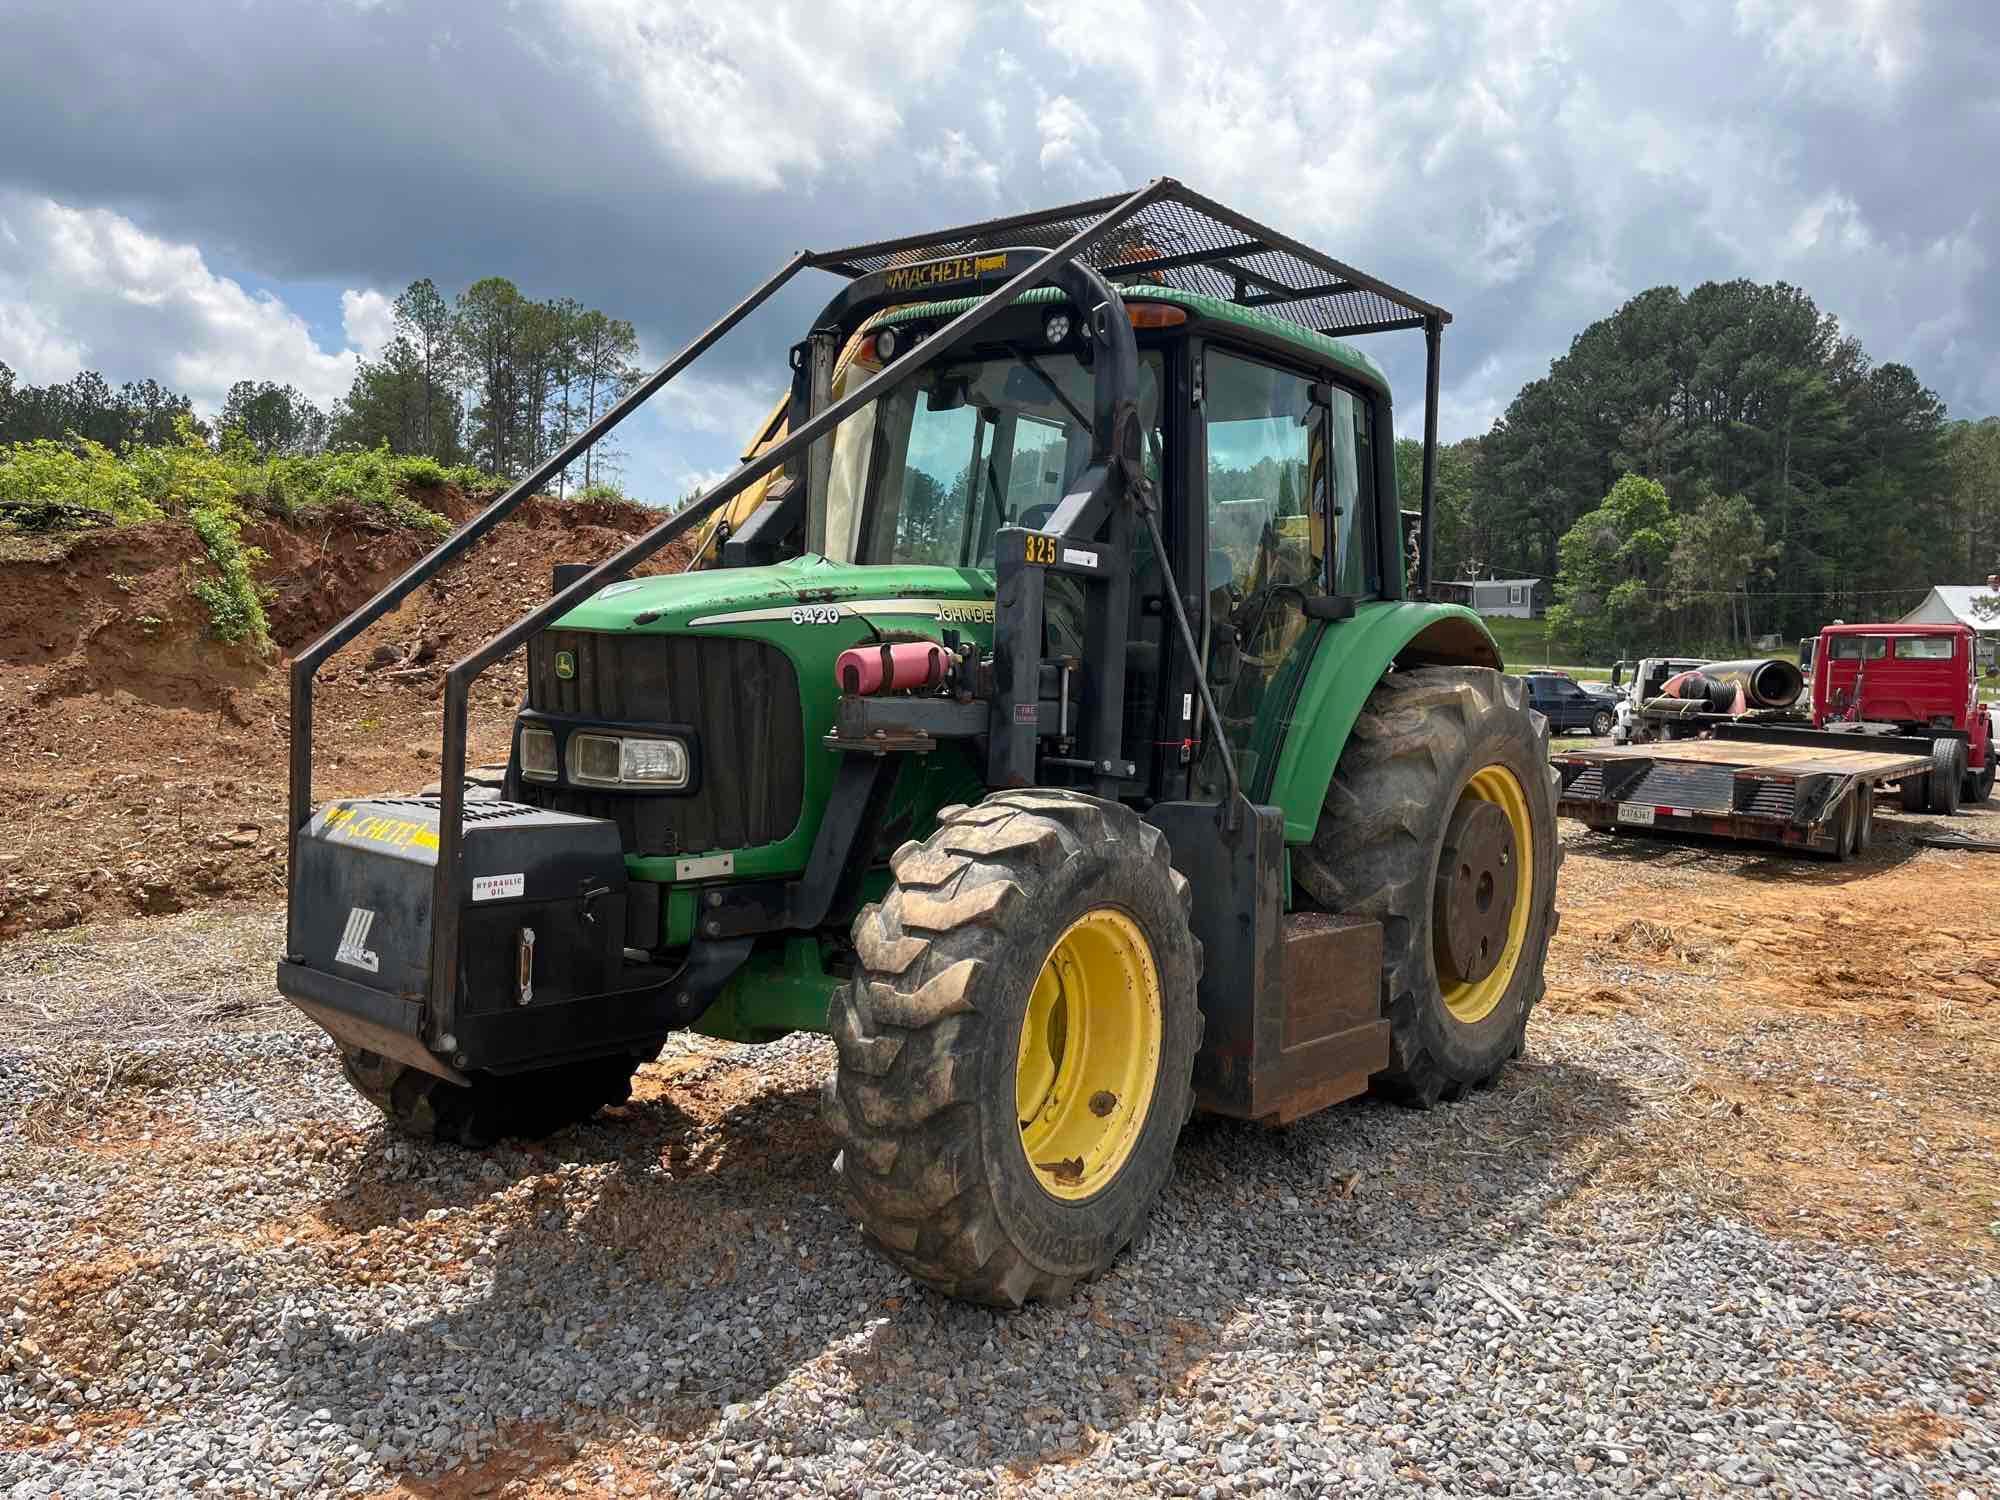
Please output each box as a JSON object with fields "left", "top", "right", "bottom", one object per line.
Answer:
{"left": 1022, "top": 532, "right": 1060, "bottom": 565}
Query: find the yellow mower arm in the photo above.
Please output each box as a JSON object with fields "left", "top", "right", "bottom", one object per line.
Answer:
{"left": 686, "top": 330, "right": 886, "bottom": 568}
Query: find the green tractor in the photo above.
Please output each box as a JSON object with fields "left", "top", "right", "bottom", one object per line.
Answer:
{"left": 279, "top": 182, "right": 1559, "bottom": 1305}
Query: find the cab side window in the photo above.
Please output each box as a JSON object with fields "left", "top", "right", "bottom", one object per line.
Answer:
{"left": 1328, "top": 386, "right": 1379, "bottom": 598}
{"left": 1197, "top": 350, "right": 1325, "bottom": 795}
{"left": 1205, "top": 353, "right": 1318, "bottom": 599}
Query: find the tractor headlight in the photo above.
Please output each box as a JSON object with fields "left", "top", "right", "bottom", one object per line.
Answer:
{"left": 519, "top": 726, "right": 557, "bottom": 781}
{"left": 619, "top": 737, "right": 690, "bottom": 786}
{"left": 567, "top": 732, "right": 690, "bottom": 789}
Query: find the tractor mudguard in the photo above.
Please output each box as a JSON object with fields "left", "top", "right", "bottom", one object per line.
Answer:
{"left": 1263, "top": 600, "right": 1500, "bottom": 844}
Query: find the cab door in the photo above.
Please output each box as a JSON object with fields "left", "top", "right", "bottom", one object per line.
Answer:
{"left": 1194, "top": 345, "right": 1382, "bottom": 798}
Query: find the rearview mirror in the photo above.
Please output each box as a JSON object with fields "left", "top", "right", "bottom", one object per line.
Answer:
{"left": 926, "top": 378, "right": 972, "bottom": 412}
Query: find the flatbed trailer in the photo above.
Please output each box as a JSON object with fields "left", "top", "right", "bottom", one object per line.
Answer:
{"left": 1551, "top": 723, "right": 1937, "bottom": 859}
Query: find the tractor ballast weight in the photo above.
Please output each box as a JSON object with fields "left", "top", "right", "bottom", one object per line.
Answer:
{"left": 278, "top": 180, "right": 1558, "bottom": 1301}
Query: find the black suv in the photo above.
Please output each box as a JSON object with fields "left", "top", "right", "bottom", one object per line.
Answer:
{"left": 1524, "top": 673, "right": 1616, "bottom": 736}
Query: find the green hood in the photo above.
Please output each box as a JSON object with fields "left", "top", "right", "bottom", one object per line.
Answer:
{"left": 555, "top": 554, "right": 996, "bottom": 634}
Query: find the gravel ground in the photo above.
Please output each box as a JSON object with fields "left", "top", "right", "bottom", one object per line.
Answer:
{"left": 4, "top": 884, "right": 1999, "bottom": 1498}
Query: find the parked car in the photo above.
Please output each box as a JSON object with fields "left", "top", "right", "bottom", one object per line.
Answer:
{"left": 1524, "top": 672, "right": 1616, "bottom": 736}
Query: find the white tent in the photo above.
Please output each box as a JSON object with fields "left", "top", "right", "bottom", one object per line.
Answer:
{"left": 1899, "top": 586, "right": 2000, "bottom": 670}
{"left": 1898, "top": 585, "right": 2000, "bottom": 631}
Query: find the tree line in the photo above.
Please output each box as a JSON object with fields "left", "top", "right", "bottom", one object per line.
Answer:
{"left": 0, "top": 275, "right": 644, "bottom": 493}
{"left": 0, "top": 366, "right": 202, "bottom": 451}
{"left": 343, "top": 278, "right": 643, "bottom": 487}
{"left": 1401, "top": 278, "right": 1992, "bottom": 654}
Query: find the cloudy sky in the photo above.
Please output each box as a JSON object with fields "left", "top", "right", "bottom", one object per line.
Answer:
{"left": 1, "top": 0, "right": 1994, "bottom": 500}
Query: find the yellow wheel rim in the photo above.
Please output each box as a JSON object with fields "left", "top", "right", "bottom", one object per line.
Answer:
{"left": 1439, "top": 764, "right": 1535, "bottom": 1025}
{"left": 1015, "top": 908, "right": 1163, "bottom": 1201}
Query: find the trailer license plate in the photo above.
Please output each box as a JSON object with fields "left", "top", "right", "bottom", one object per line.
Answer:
{"left": 1617, "top": 803, "right": 1656, "bottom": 826}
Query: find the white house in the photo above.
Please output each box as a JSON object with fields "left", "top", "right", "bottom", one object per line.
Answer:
{"left": 1436, "top": 577, "right": 1540, "bottom": 619}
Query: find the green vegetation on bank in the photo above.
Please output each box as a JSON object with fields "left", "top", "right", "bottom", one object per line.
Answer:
{"left": 0, "top": 421, "right": 506, "bottom": 647}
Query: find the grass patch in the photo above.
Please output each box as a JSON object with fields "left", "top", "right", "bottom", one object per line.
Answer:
{"left": 1481, "top": 613, "right": 1809, "bottom": 677}
{"left": 1481, "top": 615, "right": 1592, "bottom": 670}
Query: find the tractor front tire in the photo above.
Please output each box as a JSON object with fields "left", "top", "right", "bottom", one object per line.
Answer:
{"left": 1294, "top": 667, "right": 1560, "bottom": 1106}
{"left": 338, "top": 1048, "right": 640, "bottom": 1148}
{"left": 825, "top": 791, "right": 1202, "bottom": 1306}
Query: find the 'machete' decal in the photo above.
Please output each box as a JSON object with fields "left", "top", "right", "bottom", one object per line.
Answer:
{"left": 881, "top": 252, "right": 1008, "bottom": 293}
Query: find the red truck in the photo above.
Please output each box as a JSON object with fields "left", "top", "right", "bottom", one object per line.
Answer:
{"left": 1812, "top": 621, "right": 1995, "bottom": 811}
{"left": 1553, "top": 621, "right": 1994, "bottom": 856}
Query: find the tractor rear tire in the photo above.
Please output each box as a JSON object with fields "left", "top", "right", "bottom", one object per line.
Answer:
{"left": 1963, "top": 761, "right": 1994, "bottom": 805}
{"left": 825, "top": 790, "right": 1202, "bottom": 1307}
{"left": 1294, "top": 667, "right": 1560, "bottom": 1106}
{"left": 1928, "top": 739, "right": 1965, "bottom": 816}
{"left": 338, "top": 1047, "right": 640, "bottom": 1148}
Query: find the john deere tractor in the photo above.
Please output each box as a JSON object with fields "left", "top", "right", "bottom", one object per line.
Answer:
{"left": 279, "top": 182, "right": 1559, "bottom": 1305}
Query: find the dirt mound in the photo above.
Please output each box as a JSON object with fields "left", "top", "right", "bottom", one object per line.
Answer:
{"left": 245, "top": 487, "right": 676, "bottom": 656}
{"left": 0, "top": 489, "right": 693, "bottom": 939}
{"left": 0, "top": 523, "right": 266, "bottom": 713}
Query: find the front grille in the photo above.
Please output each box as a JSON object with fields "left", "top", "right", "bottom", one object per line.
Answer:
{"left": 520, "top": 630, "right": 805, "bottom": 854}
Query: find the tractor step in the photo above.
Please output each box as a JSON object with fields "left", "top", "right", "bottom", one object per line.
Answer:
{"left": 1149, "top": 801, "right": 1389, "bottom": 1125}
{"left": 1269, "top": 912, "right": 1390, "bottom": 1124}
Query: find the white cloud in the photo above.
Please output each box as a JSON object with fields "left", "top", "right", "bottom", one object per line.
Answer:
{"left": 998, "top": 0, "right": 1993, "bottom": 438}
{"left": 0, "top": 193, "right": 389, "bottom": 412}
{"left": 554, "top": 0, "right": 977, "bottom": 190}
{"left": 340, "top": 287, "right": 397, "bottom": 361}
{"left": 672, "top": 465, "right": 734, "bottom": 499}
{"left": 2, "top": 0, "right": 1992, "bottom": 468}
{"left": 917, "top": 129, "right": 1002, "bottom": 198}
{"left": 1035, "top": 95, "right": 1113, "bottom": 185}
{"left": 1735, "top": 0, "right": 1916, "bottom": 103}
{"left": 0, "top": 298, "right": 84, "bottom": 382}
{"left": 647, "top": 368, "right": 781, "bottom": 448}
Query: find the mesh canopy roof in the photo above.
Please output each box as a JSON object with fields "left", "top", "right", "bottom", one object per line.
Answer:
{"left": 810, "top": 178, "right": 1449, "bottom": 340}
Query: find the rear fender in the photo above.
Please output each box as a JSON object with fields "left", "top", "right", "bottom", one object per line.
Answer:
{"left": 1264, "top": 601, "right": 1500, "bottom": 844}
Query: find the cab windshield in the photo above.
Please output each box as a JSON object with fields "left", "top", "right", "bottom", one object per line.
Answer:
{"left": 815, "top": 347, "right": 1163, "bottom": 567}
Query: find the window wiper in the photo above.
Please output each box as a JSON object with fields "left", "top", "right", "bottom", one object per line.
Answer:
{"left": 1007, "top": 344, "right": 1092, "bottom": 435}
